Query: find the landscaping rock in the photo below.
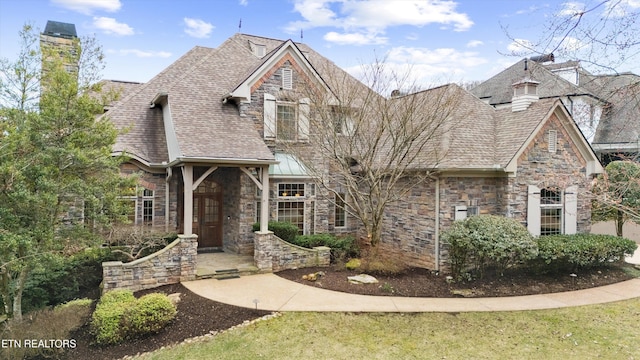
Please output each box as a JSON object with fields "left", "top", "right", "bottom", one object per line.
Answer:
{"left": 168, "top": 293, "right": 182, "bottom": 306}
{"left": 348, "top": 274, "right": 378, "bottom": 284}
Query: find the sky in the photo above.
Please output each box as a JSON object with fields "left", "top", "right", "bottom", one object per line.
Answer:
{"left": 1, "top": 0, "right": 639, "bottom": 88}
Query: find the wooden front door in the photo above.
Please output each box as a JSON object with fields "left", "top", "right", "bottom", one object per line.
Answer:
{"left": 192, "top": 179, "right": 223, "bottom": 249}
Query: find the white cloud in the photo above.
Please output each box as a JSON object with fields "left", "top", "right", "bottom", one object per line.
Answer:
{"left": 345, "top": 46, "right": 489, "bottom": 87}
{"left": 466, "top": 40, "right": 483, "bottom": 48}
{"left": 183, "top": 18, "right": 214, "bottom": 38}
{"left": 286, "top": 0, "right": 473, "bottom": 45}
{"left": 323, "top": 31, "right": 387, "bottom": 45}
{"left": 111, "top": 49, "right": 172, "bottom": 58}
{"left": 557, "top": 2, "right": 585, "bottom": 17}
{"left": 93, "top": 17, "right": 134, "bottom": 36}
{"left": 51, "top": 0, "right": 121, "bottom": 15}
{"left": 239, "top": 0, "right": 248, "bottom": 5}
{"left": 507, "top": 38, "right": 534, "bottom": 54}
{"left": 605, "top": 0, "right": 640, "bottom": 18}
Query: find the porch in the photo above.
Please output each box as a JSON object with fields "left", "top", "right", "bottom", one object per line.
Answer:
{"left": 196, "top": 252, "right": 259, "bottom": 280}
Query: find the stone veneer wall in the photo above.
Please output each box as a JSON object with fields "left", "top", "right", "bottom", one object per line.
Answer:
{"left": 101, "top": 234, "right": 198, "bottom": 294}
{"left": 254, "top": 231, "right": 330, "bottom": 272}
{"left": 507, "top": 113, "right": 593, "bottom": 232}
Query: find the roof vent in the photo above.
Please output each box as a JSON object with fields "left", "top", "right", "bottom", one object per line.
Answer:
{"left": 249, "top": 41, "right": 266, "bottom": 58}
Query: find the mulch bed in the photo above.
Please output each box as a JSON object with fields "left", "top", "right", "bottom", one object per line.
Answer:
{"left": 60, "top": 263, "right": 636, "bottom": 359}
{"left": 275, "top": 263, "right": 637, "bottom": 297}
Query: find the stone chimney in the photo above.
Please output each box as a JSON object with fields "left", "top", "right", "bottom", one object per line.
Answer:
{"left": 512, "top": 59, "right": 540, "bottom": 112}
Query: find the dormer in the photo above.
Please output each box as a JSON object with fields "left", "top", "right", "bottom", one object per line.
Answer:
{"left": 249, "top": 40, "right": 266, "bottom": 58}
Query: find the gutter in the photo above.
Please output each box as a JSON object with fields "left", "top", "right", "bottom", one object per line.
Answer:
{"left": 167, "top": 156, "right": 279, "bottom": 167}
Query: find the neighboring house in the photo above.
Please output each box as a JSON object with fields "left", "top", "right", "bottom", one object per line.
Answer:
{"left": 104, "top": 34, "right": 603, "bottom": 271}
{"left": 471, "top": 57, "right": 640, "bottom": 164}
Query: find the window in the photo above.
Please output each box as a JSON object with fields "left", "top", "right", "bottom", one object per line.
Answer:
{"left": 118, "top": 186, "right": 154, "bottom": 226}
{"left": 277, "top": 103, "right": 297, "bottom": 140}
{"left": 278, "top": 183, "right": 305, "bottom": 197}
{"left": 282, "top": 68, "right": 293, "bottom": 90}
{"left": 278, "top": 201, "right": 305, "bottom": 234}
{"left": 334, "top": 193, "right": 346, "bottom": 227}
{"left": 527, "top": 185, "right": 577, "bottom": 236}
{"left": 540, "top": 188, "right": 562, "bottom": 235}
{"left": 142, "top": 189, "right": 154, "bottom": 225}
{"left": 263, "top": 94, "right": 309, "bottom": 141}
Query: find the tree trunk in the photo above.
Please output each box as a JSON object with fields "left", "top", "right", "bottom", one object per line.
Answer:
{"left": 616, "top": 210, "right": 624, "bottom": 237}
{"left": 11, "top": 267, "right": 29, "bottom": 322}
{"left": 0, "top": 272, "right": 12, "bottom": 318}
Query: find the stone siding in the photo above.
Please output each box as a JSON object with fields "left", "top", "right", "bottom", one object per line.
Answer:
{"left": 508, "top": 113, "right": 593, "bottom": 232}
{"left": 254, "top": 231, "right": 330, "bottom": 272}
{"left": 102, "top": 234, "right": 197, "bottom": 293}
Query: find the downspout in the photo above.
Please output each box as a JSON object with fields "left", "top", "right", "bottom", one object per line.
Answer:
{"left": 434, "top": 176, "right": 440, "bottom": 272}
{"left": 165, "top": 166, "right": 172, "bottom": 232}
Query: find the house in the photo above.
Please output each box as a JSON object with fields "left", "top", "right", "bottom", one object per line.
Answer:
{"left": 104, "top": 34, "right": 603, "bottom": 271}
{"left": 470, "top": 57, "right": 640, "bottom": 164}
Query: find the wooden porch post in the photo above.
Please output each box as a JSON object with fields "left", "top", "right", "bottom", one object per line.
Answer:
{"left": 182, "top": 165, "right": 194, "bottom": 235}
{"left": 260, "top": 165, "right": 270, "bottom": 233}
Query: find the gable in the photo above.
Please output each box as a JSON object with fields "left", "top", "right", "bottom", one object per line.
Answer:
{"left": 504, "top": 101, "right": 603, "bottom": 176}
{"left": 227, "top": 40, "right": 331, "bottom": 103}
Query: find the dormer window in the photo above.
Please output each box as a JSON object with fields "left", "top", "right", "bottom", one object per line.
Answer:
{"left": 249, "top": 41, "right": 266, "bottom": 58}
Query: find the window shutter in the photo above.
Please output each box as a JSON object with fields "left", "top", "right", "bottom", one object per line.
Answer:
{"left": 564, "top": 185, "right": 578, "bottom": 234}
{"left": 264, "top": 93, "right": 276, "bottom": 139}
{"left": 527, "top": 185, "right": 541, "bottom": 236}
{"left": 298, "top": 98, "right": 310, "bottom": 140}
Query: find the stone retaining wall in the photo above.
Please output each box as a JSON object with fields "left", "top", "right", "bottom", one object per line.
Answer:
{"left": 102, "top": 234, "right": 198, "bottom": 293}
{"left": 254, "top": 231, "right": 330, "bottom": 272}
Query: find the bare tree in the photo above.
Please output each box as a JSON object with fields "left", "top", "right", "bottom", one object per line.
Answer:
{"left": 275, "top": 59, "right": 462, "bottom": 251}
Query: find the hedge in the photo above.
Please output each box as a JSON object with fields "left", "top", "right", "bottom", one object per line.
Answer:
{"left": 252, "top": 221, "right": 299, "bottom": 242}
{"left": 536, "top": 234, "right": 637, "bottom": 271}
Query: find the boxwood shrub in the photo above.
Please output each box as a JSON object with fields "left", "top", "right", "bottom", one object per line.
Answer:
{"left": 91, "top": 290, "right": 177, "bottom": 345}
{"left": 121, "top": 293, "right": 177, "bottom": 337}
{"left": 442, "top": 215, "right": 538, "bottom": 279}
{"left": 91, "top": 290, "right": 137, "bottom": 345}
{"left": 536, "top": 234, "right": 637, "bottom": 272}
{"left": 252, "top": 221, "right": 299, "bottom": 242}
{"left": 293, "top": 234, "right": 358, "bottom": 262}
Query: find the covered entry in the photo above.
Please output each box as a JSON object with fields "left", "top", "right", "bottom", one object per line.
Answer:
{"left": 192, "top": 178, "right": 223, "bottom": 249}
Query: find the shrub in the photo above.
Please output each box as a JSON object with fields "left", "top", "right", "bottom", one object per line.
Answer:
{"left": 121, "top": 293, "right": 176, "bottom": 338}
{"left": 537, "top": 234, "right": 638, "bottom": 271}
{"left": 91, "top": 290, "right": 176, "bottom": 345}
{"left": 442, "top": 215, "right": 538, "bottom": 279}
{"left": 91, "top": 290, "right": 136, "bottom": 345}
{"left": 252, "top": 221, "right": 299, "bottom": 242}
{"left": 20, "top": 247, "right": 129, "bottom": 313}
{"left": 1, "top": 298, "right": 92, "bottom": 359}
{"left": 293, "top": 234, "right": 358, "bottom": 262}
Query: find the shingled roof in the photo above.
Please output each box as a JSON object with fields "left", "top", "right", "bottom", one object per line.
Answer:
{"left": 470, "top": 59, "right": 595, "bottom": 106}
{"left": 105, "top": 33, "right": 371, "bottom": 167}
{"left": 400, "top": 85, "right": 569, "bottom": 171}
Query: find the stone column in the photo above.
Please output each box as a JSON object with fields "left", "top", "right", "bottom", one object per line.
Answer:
{"left": 254, "top": 231, "right": 274, "bottom": 271}
{"left": 179, "top": 234, "right": 198, "bottom": 281}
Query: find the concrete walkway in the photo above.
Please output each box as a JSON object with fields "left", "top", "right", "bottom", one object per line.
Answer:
{"left": 183, "top": 248, "right": 640, "bottom": 313}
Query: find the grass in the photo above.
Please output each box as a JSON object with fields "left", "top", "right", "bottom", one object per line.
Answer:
{"left": 140, "top": 298, "right": 640, "bottom": 360}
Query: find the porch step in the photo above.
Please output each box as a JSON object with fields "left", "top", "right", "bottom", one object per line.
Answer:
{"left": 197, "top": 268, "right": 245, "bottom": 280}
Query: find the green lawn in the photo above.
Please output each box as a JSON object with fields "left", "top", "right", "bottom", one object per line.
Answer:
{"left": 141, "top": 298, "right": 640, "bottom": 359}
